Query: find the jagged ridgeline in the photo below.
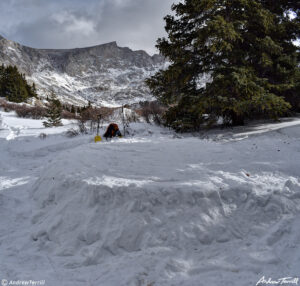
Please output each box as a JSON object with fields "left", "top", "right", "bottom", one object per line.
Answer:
{"left": 0, "top": 65, "right": 37, "bottom": 103}
{"left": 0, "top": 35, "right": 166, "bottom": 106}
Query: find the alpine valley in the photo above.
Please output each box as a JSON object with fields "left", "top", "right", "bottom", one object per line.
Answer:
{"left": 0, "top": 35, "right": 167, "bottom": 106}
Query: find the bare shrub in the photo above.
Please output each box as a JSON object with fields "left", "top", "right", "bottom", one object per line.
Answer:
{"left": 78, "top": 106, "right": 115, "bottom": 133}
{"left": 15, "top": 105, "right": 29, "bottom": 117}
{"left": 78, "top": 107, "right": 97, "bottom": 133}
{"left": 77, "top": 119, "right": 88, "bottom": 134}
{"left": 137, "top": 101, "right": 165, "bottom": 125}
{"left": 0, "top": 99, "right": 17, "bottom": 112}
{"left": 98, "top": 106, "right": 114, "bottom": 121}
{"left": 65, "top": 128, "right": 80, "bottom": 137}
{"left": 31, "top": 106, "right": 47, "bottom": 119}
{"left": 0, "top": 98, "right": 6, "bottom": 109}
{"left": 15, "top": 105, "right": 46, "bottom": 119}
{"left": 0, "top": 99, "right": 46, "bottom": 118}
{"left": 61, "top": 110, "right": 77, "bottom": 120}
{"left": 126, "top": 111, "right": 139, "bottom": 123}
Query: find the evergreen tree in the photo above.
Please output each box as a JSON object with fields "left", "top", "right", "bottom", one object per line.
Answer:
{"left": 255, "top": 0, "right": 299, "bottom": 109}
{"left": 0, "top": 65, "right": 37, "bottom": 103}
{"left": 43, "top": 92, "right": 62, "bottom": 127}
{"left": 146, "top": 0, "right": 299, "bottom": 131}
{"left": 30, "top": 83, "right": 38, "bottom": 97}
{"left": 0, "top": 65, "right": 4, "bottom": 94}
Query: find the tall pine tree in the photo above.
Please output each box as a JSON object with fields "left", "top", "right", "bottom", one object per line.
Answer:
{"left": 146, "top": 0, "right": 299, "bottom": 131}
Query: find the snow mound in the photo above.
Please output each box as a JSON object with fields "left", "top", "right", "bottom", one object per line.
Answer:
{"left": 28, "top": 125, "right": 300, "bottom": 285}
{"left": 32, "top": 171, "right": 300, "bottom": 257}
{"left": 2, "top": 112, "right": 300, "bottom": 285}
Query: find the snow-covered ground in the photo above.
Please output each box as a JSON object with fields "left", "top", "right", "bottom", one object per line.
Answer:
{"left": 0, "top": 111, "right": 75, "bottom": 140}
{"left": 0, "top": 111, "right": 300, "bottom": 286}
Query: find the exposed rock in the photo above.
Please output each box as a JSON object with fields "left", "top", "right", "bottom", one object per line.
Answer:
{"left": 0, "top": 36, "right": 166, "bottom": 106}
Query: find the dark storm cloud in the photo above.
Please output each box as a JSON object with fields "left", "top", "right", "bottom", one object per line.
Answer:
{"left": 0, "top": 0, "right": 175, "bottom": 55}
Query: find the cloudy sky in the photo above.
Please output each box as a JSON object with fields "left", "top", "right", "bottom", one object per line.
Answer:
{"left": 0, "top": 0, "right": 175, "bottom": 55}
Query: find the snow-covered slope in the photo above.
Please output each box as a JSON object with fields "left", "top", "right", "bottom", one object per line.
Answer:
{"left": 1, "top": 112, "right": 300, "bottom": 286}
{"left": 0, "top": 35, "right": 166, "bottom": 106}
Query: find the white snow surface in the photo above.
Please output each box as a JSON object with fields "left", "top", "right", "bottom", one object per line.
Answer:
{"left": 0, "top": 111, "right": 300, "bottom": 286}
{"left": 0, "top": 111, "right": 75, "bottom": 140}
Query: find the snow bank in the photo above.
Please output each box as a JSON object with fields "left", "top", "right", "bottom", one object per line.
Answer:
{"left": 0, "top": 110, "right": 75, "bottom": 140}
{"left": 27, "top": 123, "right": 300, "bottom": 285}
{"left": 1, "top": 113, "right": 300, "bottom": 286}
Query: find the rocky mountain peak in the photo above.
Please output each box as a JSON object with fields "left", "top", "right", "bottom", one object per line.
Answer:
{"left": 0, "top": 36, "right": 166, "bottom": 106}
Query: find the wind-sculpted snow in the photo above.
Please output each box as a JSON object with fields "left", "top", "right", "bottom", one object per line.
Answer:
{"left": 0, "top": 36, "right": 167, "bottom": 106}
{"left": 1, "top": 116, "right": 300, "bottom": 285}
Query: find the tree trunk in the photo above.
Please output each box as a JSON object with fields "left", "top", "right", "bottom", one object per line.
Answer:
{"left": 231, "top": 112, "right": 245, "bottom": 126}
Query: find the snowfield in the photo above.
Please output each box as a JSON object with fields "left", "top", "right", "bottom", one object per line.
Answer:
{"left": 0, "top": 111, "right": 300, "bottom": 286}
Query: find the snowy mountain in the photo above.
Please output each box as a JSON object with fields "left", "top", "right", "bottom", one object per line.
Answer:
{"left": 0, "top": 35, "right": 166, "bottom": 106}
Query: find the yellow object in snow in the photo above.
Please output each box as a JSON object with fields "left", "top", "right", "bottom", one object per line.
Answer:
{"left": 94, "top": 135, "right": 102, "bottom": 143}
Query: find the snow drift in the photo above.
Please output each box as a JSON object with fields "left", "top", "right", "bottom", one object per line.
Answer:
{"left": 1, "top": 112, "right": 300, "bottom": 286}
{"left": 26, "top": 123, "right": 300, "bottom": 285}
